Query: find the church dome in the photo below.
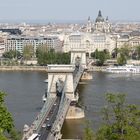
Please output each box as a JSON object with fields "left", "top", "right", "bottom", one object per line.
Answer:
{"left": 95, "top": 10, "right": 104, "bottom": 22}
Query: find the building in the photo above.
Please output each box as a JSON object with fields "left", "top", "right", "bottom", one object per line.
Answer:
{"left": 63, "top": 32, "right": 116, "bottom": 56}
{"left": 4, "top": 36, "right": 61, "bottom": 54}
{"left": 117, "top": 31, "right": 140, "bottom": 49}
{"left": 0, "top": 37, "right": 5, "bottom": 57}
{"left": 86, "top": 10, "right": 112, "bottom": 33}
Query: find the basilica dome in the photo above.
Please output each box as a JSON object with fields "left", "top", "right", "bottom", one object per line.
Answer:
{"left": 95, "top": 10, "right": 104, "bottom": 22}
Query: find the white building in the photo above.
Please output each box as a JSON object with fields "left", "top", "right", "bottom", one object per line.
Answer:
{"left": 0, "top": 37, "right": 5, "bottom": 57}
{"left": 4, "top": 36, "right": 61, "bottom": 53}
{"left": 86, "top": 10, "right": 112, "bottom": 33}
{"left": 117, "top": 31, "right": 140, "bottom": 49}
{"left": 63, "top": 32, "right": 116, "bottom": 56}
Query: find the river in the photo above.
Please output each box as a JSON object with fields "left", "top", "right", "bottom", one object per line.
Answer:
{"left": 0, "top": 71, "right": 140, "bottom": 139}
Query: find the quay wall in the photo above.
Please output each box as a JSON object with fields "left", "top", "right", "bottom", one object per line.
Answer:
{"left": 0, "top": 66, "right": 48, "bottom": 71}
{"left": 0, "top": 66, "right": 107, "bottom": 72}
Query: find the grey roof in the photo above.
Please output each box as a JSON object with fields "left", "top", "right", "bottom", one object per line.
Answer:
{"left": 129, "top": 31, "right": 140, "bottom": 36}
{"left": 120, "top": 34, "right": 129, "bottom": 39}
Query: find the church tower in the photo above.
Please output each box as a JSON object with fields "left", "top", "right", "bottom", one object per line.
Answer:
{"left": 86, "top": 16, "right": 92, "bottom": 33}
{"left": 94, "top": 10, "right": 111, "bottom": 33}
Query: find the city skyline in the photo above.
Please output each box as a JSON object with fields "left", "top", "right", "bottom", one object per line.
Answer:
{"left": 0, "top": 0, "right": 140, "bottom": 23}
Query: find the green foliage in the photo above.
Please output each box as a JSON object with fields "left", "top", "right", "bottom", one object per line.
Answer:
{"left": 91, "top": 49, "right": 99, "bottom": 59}
{"left": 136, "top": 45, "right": 140, "bottom": 60}
{"left": 91, "top": 49, "right": 109, "bottom": 66}
{"left": 3, "top": 50, "right": 21, "bottom": 59}
{"left": 96, "top": 93, "right": 140, "bottom": 140}
{"left": 0, "top": 91, "right": 14, "bottom": 139}
{"left": 36, "top": 47, "right": 70, "bottom": 65}
{"left": 0, "top": 134, "right": 7, "bottom": 140}
{"left": 117, "top": 53, "right": 127, "bottom": 65}
{"left": 118, "top": 45, "right": 130, "bottom": 59}
{"left": 103, "top": 49, "right": 111, "bottom": 59}
{"left": 96, "top": 51, "right": 106, "bottom": 66}
{"left": 9, "top": 128, "right": 22, "bottom": 140}
{"left": 84, "top": 121, "right": 95, "bottom": 140}
{"left": 23, "top": 45, "right": 34, "bottom": 60}
{"left": 84, "top": 93, "right": 140, "bottom": 140}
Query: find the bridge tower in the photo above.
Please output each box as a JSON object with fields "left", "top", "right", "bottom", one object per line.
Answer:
{"left": 47, "top": 64, "right": 76, "bottom": 100}
{"left": 71, "top": 48, "right": 87, "bottom": 69}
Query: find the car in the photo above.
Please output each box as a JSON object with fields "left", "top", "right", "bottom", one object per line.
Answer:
{"left": 46, "top": 117, "right": 49, "bottom": 121}
{"left": 42, "top": 123, "right": 46, "bottom": 128}
{"left": 54, "top": 103, "right": 56, "bottom": 106}
{"left": 50, "top": 110, "right": 53, "bottom": 114}
{"left": 46, "top": 124, "right": 52, "bottom": 130}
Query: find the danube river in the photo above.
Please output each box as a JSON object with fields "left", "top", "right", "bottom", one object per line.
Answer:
{"left": 0, "top": 71, "right": 140, "bottom": 139}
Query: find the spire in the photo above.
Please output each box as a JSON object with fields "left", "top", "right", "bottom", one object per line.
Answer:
{"left": 88, "top": 16, "right": 91, "bottom": 21}
{"left": 106, "top": 16, "right": 109, "bottom": 21}
{"left": 98, "top": 10, "right": 102, "bottom": 17}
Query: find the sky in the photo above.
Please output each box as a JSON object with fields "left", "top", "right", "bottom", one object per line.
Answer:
{"left": 0, "top": 0, "right": 139, "bottom": 22}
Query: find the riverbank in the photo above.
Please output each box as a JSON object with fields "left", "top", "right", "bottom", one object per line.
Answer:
{"left": 0, "top": 66, "right": 48, "bottom": 71}
{"left": 0, "top": 65, "right": 107, "bottom": 72}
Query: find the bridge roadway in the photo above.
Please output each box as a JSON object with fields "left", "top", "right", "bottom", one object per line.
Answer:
{"left": 39, "top": 97, "right": 61, "bottom": 140}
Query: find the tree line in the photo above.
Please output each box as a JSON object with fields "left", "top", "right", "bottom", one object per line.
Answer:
{"left": 90, "top": 45, "right": 140, "bottom": 66}
{"left": 2, "top": 45, "right": 70, "bottom": 65}
{"left": 36, "top": 47, "right": 70, "bottom": 65}
{"left": 2, "top": 44, "right": 140, "bottom": 66}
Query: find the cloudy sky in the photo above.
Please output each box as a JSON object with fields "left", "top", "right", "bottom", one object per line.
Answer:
{"left": 0, "top": 0, "right": 139, "bottom": 22}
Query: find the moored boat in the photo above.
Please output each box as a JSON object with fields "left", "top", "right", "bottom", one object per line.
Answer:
{"left": 106, "top": 64, "right": 140, "bottom": 73}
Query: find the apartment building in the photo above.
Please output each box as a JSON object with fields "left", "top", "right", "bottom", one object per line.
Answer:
{"left": 4, "top": 36, "right": 61, "bottom": 53}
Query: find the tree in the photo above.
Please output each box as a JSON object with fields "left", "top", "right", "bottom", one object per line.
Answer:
{"left": 84, "top": 121, "right": 95, "bottom": 140}
{"left": 136, "top": 45, "right": 140, "bottom": 60}
{"left": 96, "top": 93, "right": 140, "bottom": 140}
{"left": 118, "top": 46, "right": 130, "bottom": 59}
{"left": 0, "top": 91, "right": 14, "bottom": 138}
{"left": 96, "top": 51, "right": 106, "bottom": 66}
{"left": 9, "top": 128, "right": 22, "bottom": 140}
{"left": 23, "top": 45, "right": 34, "bottom": 60}
{"left": 36, "top": 48, "right": 70, "bottom": 65}
{"left": 3, "top": 50, "right": 21, "bottom": 59}
{"left": 117, "top": 53, "right": 127, "bottom": 65}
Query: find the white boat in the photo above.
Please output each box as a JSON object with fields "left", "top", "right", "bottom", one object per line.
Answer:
{"left": 44, "top": 79, "right": 48, "bottom": 83}
{"left": 106, "top": 65, "right": 140, "bottom": 73}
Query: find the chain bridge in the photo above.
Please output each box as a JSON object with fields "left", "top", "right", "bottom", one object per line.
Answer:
{"left": 22, "top": 49, "right": 90, "bottom": 140}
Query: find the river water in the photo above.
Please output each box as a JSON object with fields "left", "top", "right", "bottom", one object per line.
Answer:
{"left": 0, "top": 71, "right": 140, "bottom": 139}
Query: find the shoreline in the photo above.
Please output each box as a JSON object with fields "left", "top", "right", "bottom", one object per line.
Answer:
{"left": 0, "top": 66, "right": 48, "bottom": 71}
{"left": 0, "top": 66, "right": 107, "bottom": 72}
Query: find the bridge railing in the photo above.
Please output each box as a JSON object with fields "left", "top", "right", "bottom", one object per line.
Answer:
{"left": 32, "top": 75, "right": 56, "bottom": 131}
{"left": 22, "top": 75, "right": 56, "bottom": 139}
{"left": 73, "top": 66, "right": 84, "bottom": 92}
{"left": 44, "top": 75, "right": 68, "bottom": 140}
{"left": 22, "top": 97, "right": 56, "bottom": 140}
{"left": 48, "top": 97, "right": 71, "bottom": 140}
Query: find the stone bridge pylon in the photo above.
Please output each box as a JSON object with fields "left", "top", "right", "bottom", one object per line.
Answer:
{"left": 71, "top": 48, "right": 87, "bottom": 69}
